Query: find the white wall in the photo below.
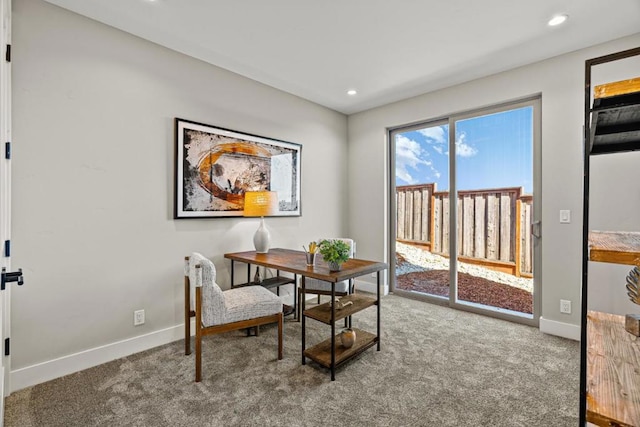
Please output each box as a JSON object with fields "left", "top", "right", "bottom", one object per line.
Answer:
{"left": 348, "top": 33, "right": 640, "bottom": 339}
{"left": 11, "top": 0, "right": 347, "bottom": 388}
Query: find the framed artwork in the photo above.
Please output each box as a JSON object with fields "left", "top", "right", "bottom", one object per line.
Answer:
{"left": 174, "top": 118, "right": 301, "bottom": 218}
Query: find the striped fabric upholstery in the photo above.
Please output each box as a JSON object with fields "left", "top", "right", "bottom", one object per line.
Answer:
{"left": 190, "top": 253, "right": 282, "bottom": 327}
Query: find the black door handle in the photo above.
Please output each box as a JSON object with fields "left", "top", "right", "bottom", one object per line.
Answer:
{"left": 1, "top": 267, "right": 24, "bottom": 290}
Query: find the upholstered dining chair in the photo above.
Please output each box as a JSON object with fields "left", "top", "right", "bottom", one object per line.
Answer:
{"left": 184, "top": 253, "right": 283, "bottom": 382}
{"left": 296, "top": 238, "right": 356, "bottom": 320}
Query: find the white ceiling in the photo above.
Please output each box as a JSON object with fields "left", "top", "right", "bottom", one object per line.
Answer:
{"left": 42, "top": 0, "right": 640, "bottom": 115}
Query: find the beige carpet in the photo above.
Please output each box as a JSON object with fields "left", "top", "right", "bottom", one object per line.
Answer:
{"left": 4, "top": 294, "right": 579, "bottom": 426}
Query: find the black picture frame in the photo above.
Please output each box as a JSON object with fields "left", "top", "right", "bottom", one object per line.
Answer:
{"left": 174, "top": 118, "right": 301, "bottom": 218}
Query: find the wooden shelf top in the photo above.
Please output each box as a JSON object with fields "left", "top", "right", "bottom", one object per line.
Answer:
{"left": 225, "top": 248, "right": 387, "bottom": 283}
{"left": 303, "top": 328, "right": 377, "bottom": 369}
{"left": 586, "top": 311, "right": 640, "bottom": 427}
{"left": 303, "top": 294, "right": 376, "bottom": 325}
{"left": 588, "top": 231, "right": 640, "bottom": 265}
{"left": 595, "top": 77, "right": 640, "bottom": 99}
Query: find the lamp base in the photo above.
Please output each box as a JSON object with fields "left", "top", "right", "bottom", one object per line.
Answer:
{"left": 253, "top": 217, "right": 271, "bottom": 253}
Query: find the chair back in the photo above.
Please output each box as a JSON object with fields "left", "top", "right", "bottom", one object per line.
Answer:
{"left": 189, "top": 253, "right": 226, "bottom": 326}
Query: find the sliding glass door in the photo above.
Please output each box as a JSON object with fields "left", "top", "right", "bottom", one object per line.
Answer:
{"left": 390, "top": 97, "right": 540, "bottom": 325}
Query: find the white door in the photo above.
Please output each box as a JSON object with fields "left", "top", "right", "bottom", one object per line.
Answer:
{"left": 0, "top": 0, "right": 11, "bottom": 419}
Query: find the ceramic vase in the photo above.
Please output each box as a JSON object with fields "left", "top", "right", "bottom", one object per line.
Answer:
{"left": 328, "top": 261, "right": 342, "bottom": 271}
{"left": 340, "top": 328, "right": 356, "bottom": 348}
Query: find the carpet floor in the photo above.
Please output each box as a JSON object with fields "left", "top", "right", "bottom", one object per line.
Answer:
{"left": 4, "top": 294, "right": 579, "bottom": 426}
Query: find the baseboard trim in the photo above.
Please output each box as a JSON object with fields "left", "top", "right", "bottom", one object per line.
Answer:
{"left": 539, "top": 316, "right": 580, "bottom": 341}
{"left": 10, "top": 324, "right": 186, "bottom": 393}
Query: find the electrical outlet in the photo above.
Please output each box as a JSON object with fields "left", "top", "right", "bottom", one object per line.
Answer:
{"left": 560, "top": 300, "right": 571, "bottom": 314}
{"left": 134, "top": 309, "right": 145, "bottom": 326}
{"left": 559, "top": 210, "right": 571, "bottom": 224}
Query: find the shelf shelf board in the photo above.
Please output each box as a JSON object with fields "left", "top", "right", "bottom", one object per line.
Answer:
{"left": 588, "top": 231, "right": 640, "bottom": 265}
{"left": 586, "top": 311, "right": 640, "bottom": 427}
{"left": 303, "top": 328, "right": 377, "bottom": 369}
{"left": 231, "top": 276, "right": 295, "bottom": 289}
{"left": 303, "top": 294, "right": 376, "bottom": 325}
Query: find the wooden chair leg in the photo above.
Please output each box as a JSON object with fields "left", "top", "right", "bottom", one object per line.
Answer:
{"left": 277, "top": 313, "right": 283, "bottom": 360}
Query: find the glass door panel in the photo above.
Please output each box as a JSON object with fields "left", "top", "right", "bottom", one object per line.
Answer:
{"left": 453, "top": 107, "right": 534, "bottom": 317}
{"left": 393, "top": 123, "right": 450, "bottom": 300}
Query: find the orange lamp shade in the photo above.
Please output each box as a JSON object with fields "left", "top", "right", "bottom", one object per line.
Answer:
{"left": 243, "top": 191, "right": 278, "bottom": 217}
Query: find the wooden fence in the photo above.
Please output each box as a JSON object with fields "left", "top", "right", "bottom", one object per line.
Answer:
{"left": 396, "top": 184, "right": 533, "bottom": 277}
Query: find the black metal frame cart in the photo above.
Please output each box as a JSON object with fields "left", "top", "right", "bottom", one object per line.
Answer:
{"left": 580, "top": 46, "right": 640, "bottom": 427}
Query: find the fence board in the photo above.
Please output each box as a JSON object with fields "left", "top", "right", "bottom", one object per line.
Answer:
{"left": 397, "top": 191, "right": 405, "bottom": 240}
{"left": 421, "top": 188, "right": 429, "bottom": 241}
{"left": 486, "top": 193, "right": 499, "bottom": 260}
{"left": 406, "top": 190, "right": 414, "bottom": 240}
{"left": 413, "top": 190, "right": 422, "bottom": 240}
{"left": 475, "top": 195, "right": 486, "bottom": 258}
{"left": 499, "top": 193, "right": 511, "bottom": 262}
{"left": 457, "top": 197, "right": 463, "bottom": 257}
{"left": 515, "top": 200, "right": 522, "bottom": 277}
{"left": 522, "top": 200, "right": 532, "bottom": 274}
{"left": 462, "top": 195, "right": 474, "bottom": 257}
{"left": 433, "top": 196, "right": 441, "bottom": 252}
{"left": 442, "top": 195, "right": 450, "bottom": 255}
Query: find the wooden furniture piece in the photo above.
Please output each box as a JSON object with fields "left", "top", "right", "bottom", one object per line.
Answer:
{"left": 581, "top": 47, "right": 640, "bottom": 426}
{"left": 296, "top": 238, "right": 356, "bottom": 320}
{"left": 224, "top": 248, "right": 387, "bottom": 380}
{"left": 184, "top": 253, "right": 283, "bottom": 382}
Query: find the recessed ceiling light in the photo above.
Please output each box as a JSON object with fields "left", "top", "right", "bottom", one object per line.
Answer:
{"left": 347, "top": 89, "right": 357, "bottom": 96}
{"left": 548, "top": 14, "right": 568, "bottom": 26}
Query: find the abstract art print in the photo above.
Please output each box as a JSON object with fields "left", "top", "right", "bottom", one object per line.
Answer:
{"left": 174, "top": 118, "right": 301, "bottom": 218}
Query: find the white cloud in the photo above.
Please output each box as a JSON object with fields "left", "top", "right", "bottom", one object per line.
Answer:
{"left": 455, "top": 133, "right": 478, "bottom": 157}
{"left": 418, "top": 126, "right": 446, "bottom": 144}
{"left": 395, "top": 134, "right": 431, "bottom": 184}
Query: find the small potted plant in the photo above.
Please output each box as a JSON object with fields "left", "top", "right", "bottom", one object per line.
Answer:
{"left": 318, "top": 239, "right": 351, "bottom": 271}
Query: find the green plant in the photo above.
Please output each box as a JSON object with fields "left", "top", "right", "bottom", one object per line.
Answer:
{"left": 318, "top": 239, "right": 350, "bottom": 265}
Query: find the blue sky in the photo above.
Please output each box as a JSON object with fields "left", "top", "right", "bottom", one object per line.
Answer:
{"left": 395, "top": 106, "right": 533, "bottom": 193}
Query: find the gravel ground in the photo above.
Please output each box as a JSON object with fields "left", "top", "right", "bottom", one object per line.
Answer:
{"left": 395, "top": 241, "right": 533, "bottom": 292}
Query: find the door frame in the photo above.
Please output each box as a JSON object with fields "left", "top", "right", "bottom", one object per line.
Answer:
{"left": 0, "top": 0, "right": 11, "bottom": 411}
{"left": 388, "top": 95, "right": 542, "bottom": 326}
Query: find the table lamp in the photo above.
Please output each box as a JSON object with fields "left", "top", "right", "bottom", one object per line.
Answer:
{"left": 243, "top": 191, "right": 278, "bottom": 253}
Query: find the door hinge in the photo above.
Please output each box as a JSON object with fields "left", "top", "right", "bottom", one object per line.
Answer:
{"left": 4, "top": 239, "right": 9, "bottom": 257}
{"left": 4, "top": 338, "right": 9, "bottom": 356}
{"left": 1, "top": 267, "right": 24, "bottom": 290}
{"left": 5, "top": 44, "right": 10, "bottom": 62}
{"left": 5, "top": 142, "right": 9, "bottom": 159}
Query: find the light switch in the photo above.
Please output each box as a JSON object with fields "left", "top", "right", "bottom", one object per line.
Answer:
{"left": 559, "top": 210, "right": 571, "bottom": 224}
